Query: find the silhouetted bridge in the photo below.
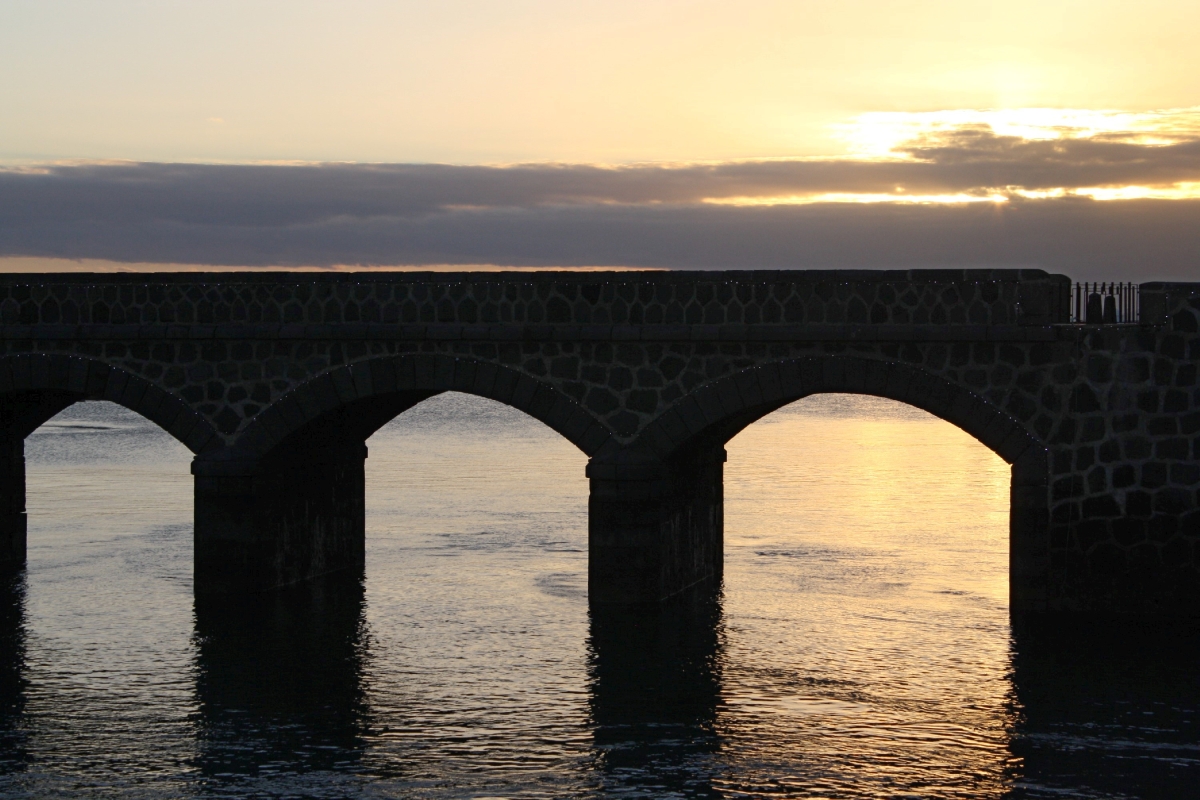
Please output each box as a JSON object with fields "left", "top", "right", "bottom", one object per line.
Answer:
{"left": 0, "top": 270, "right": 1196, "bottom": 614}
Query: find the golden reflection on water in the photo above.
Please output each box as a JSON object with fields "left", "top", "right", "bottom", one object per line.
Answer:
{"left": 714, "top": 394, "right": 1017, "bottom": 794}
{"left": 725, "top": 393, "right": 1011, "bottom": 604}
{"left": 9, "top": 394, "right": 1196, "bottom": 797}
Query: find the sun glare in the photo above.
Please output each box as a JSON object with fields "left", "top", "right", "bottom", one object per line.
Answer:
{"left": 1071, "top": 182, "right": 1200, "bottom": 201}
{"left": 833, "top": 106, "right": 1200, "bottom": 159}
{"left": 702, "top": 106, "right": 1200, "bottom": 207}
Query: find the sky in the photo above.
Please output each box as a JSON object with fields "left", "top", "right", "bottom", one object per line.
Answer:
{"left": 1, "top": 0, "right": 1198, "bottom": 278}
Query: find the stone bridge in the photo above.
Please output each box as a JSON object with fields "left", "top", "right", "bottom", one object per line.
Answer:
{"left": 0, "top": 270, "right": 1196, "bottom": 615}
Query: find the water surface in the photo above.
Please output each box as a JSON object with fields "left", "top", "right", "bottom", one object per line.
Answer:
{"left": 0, "top": 393, "right": 1196, "bottom": 798}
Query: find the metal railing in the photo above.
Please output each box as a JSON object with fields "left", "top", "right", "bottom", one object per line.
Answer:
{"left": 1070, "top": 282, "right": 1139, "bottom": 324}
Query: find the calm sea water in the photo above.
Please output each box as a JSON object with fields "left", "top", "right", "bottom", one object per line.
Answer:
{"left": 0, "top": 392, "right": 1196, "bottom": 799}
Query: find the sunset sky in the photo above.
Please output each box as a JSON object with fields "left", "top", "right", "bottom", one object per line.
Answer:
{"left": 1, "top": 0, "right": 1198, "bottom": 277}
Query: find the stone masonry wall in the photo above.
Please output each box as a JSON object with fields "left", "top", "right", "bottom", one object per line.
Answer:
{"left": 1046, "top": 284, "right": 1200, "bottom": 610}
{"left": 0, "top": 269, "right": 1064, "bottom": 328}
{"left": 0, "top": 270, "right": 1067, "bottom": 446}
{"left": 0, "top": 271, "right": 1194, "bottom": 612}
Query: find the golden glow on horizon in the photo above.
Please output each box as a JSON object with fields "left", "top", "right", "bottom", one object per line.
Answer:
{"left": 699, "top": 107, "right": 1200, "bottom": 206}
{"left": 708, "top": 183, "right": 1200, "bottom": 206}
{"left": 834, "top": 106, "right": 1200, "bottom": 159}
{"left": 1071, "top": 182, "right": 1200, "bottom": 201}
{"left": 7, "top": 105, "right": 1200, "bottom": 208}
{"left": 706, "top": 192, "right": 1010, "bottom": 207}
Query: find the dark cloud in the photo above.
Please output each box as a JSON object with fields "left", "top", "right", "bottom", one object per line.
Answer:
{"left": 1, "top": 129, "right": 1198, "bottom": 280}
{"left": 895, "top": 127, "right": 1200, "bottom": 191}
{"left": 4, "top": 129, "right": 1199, "bottom": 217}
{"left": 4, "top": 195, "right": 1198, "bottom": 281}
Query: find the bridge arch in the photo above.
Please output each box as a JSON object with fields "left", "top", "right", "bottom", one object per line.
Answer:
{"left": 0, "top": 353, "right": 221, "bottom": 572}
{"left": 633, "top": 355, "right": 1047, "bottom": 475}
{"left": 590, "top": 355, "right": 1050, "bottom": 610}
{"left": 192, "top": 353, "right": 612, "bottom": 593}
{"left": 0, "top": 353, "right": 220, "bottom": 454}
{"left": 225, "top": 353, "right": 612, "bottom": 463}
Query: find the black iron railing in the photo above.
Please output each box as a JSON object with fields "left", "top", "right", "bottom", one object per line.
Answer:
{"left": 1070, "top": 282, "right": 1139, "bottom": 324}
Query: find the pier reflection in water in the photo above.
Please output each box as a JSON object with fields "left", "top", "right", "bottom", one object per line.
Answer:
{"left": 0, "top": 573, "right": 28, "bottom": 775}
{"left": 588, "top": 591, "right": 725, "bottom": 797}
{"left": 192, "top": 577, "right": 371, "bottom": 790}
{"left": 0, "top": 393, "right": 1195, "bottom": 797}
{"left": 1010, "top": 617, "right": 1200, "bottom": 798}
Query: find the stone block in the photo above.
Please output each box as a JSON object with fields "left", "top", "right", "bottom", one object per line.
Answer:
{"left": 527, "top": 382, "right": 558, "bottom": 420}
{"left": 510, "top": 373, "right": 540, "bottom": 410}
{"left": 349, "top": 361, "right": 374, "bottom": 398}
{"left": 579, "top": 421, "right": 612, "bottom": 456}
{"left": 696, "top": 385, "right": 730, "bottom": 425}
{"left": 432, "top": 355, "right": 456, "bottom": 388}
{"left": 675, "top": 396, "right": 708, "bottom": 436}
{"left": 307, "top": 374, "right": 341, "bottom": 415}
{"left": 451, "top": 358, "right": 478, "bottom": 394}
{"left": 821, "top": 357, "right": 847, "bottom": 390}
{"left": 413, "top": 354, "right": 438, "bottom": 388}
{"left": 733, "top": 369, "right": 764, "bottom": 408}
{"left": 116, "top": 373, "right": 150, "bottom": 412}
{"left": 368, "top": 358, "right": 398, "bottom": 395}
{"left": 777, "top": 360, "right": 805, "bottom": 397}
{"left": 271, "top": 394, "right": 308, "bottom": 432}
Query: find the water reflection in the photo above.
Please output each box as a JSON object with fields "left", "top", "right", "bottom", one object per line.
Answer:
{"left": 192, "top": 574, "right": 371, "bottom": 787}
{"left": 0, "top": 573, "right": 28, "bottom": 774}
{"left": 3, "top": 396, "right": 1197, "bottom": 798}
{"left": 588, "top": 586, "right": 725, "bottom": 797}
{"left": 1008, "top": 616, "right": 1200, "bottom": 799}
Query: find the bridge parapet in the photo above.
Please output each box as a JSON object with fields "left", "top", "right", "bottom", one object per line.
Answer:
{"left": 0, "top": 269, "right": 1068, "bottom": 328}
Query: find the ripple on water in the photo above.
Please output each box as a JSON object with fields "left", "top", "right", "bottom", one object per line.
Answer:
{"left": 0, "top": 394, "right": 1194, "bottom": 798}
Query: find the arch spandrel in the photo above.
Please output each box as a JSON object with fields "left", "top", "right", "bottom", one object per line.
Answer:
{"left": 226, "top": 353, "right": 614, "bottom": 462}
{"left": 632, "top": 356, "right": 1046, "bottom": 473}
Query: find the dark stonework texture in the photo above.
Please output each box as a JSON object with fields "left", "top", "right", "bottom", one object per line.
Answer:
{"left": 0, "top": 270, "right": 1195, "bottom": 616}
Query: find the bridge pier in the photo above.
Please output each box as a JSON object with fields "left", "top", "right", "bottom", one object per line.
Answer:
{"left": 193, "top": 443, "right": 367, "bottom": 594}
{"left": 588, "top": 446, "right": 725, "bottom": 605}
{"left": 0, "top": 390, "right": 79, "bottom": 574}
{"left": 1010, "top": 455, "right": 1052, "bottom": 613}
{"left": 0, "top": 439, "right": 25, "bottom": 572}
{"left": 191, "top": 390, "right": 437, "bottom": 594}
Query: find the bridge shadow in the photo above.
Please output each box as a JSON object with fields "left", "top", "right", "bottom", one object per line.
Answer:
{"left": 587, "top": 584, "right": 726, "bottom": 797}
{"left": 1008, "top": 615, "right": 1200, "bottom": 799}
{"left": 191, "top": 573, "right": 370, "bottom": 783}
{"left": 0, "top": 573, "right": 28, "bottom": 777}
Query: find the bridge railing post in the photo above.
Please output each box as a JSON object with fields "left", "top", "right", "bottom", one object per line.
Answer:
{"left": 587, "top": 446, "right": 725, "bottom": 605}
